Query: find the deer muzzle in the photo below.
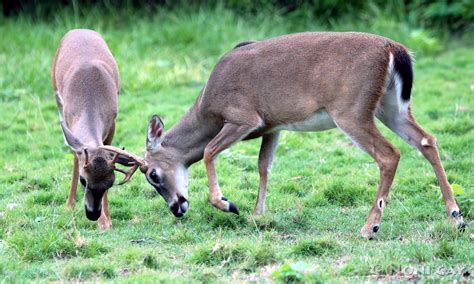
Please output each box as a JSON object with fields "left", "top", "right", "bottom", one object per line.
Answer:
{"left": 84, "top": 189, "right": 104, "bottom": 221}
{"left": 169, "top": 195, "right": 189, "bottom": 217}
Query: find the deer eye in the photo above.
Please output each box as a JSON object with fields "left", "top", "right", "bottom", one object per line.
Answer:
{"left": 79, "top": 176, "right": 86, "bottom": 187}
{"left": 149, "top": 169, "right": 160, "bottom": 184}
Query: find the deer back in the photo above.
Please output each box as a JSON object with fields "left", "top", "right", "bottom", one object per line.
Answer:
{"left": 199, "top": 32, "right": 394, "bottom": 127}
{"left": 52, "top": 29, "right": 119, "bottom": 146}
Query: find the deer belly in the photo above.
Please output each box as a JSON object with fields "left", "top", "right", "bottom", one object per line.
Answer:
{"left": 273, "top": 109, "right": 337, "bottom": 132}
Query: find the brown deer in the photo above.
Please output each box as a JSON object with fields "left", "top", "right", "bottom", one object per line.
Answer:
{"left": 52, "top": 29, "right": 136, "bottom": 230}
{"left": 103, "top": 32, "right": 465, "bottom": 238}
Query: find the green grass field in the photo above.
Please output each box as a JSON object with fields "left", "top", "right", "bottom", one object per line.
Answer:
{"left": 0, "top": 7, "right": 473, "bottom": 282}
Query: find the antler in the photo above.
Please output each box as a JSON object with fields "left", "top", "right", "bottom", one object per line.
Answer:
{"left": 99, "top": 145, "right": 148, "bottom": 185}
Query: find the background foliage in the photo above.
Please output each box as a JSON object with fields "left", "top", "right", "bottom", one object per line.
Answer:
{"left": 3, "top": 0, "right": 474, "bottom": 33}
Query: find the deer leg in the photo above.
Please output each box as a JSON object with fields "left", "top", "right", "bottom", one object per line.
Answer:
{"left": 204, "top": 123, "right": 258, "bottom": 214}
{"left": 98, "top": 124, "right": 115, "bottom": 230}
{"left": 66, "top": 155, "right": 79, "bottom": 208}
{"left": 336, "top": 118, "right": 400, "bottom": 239}
{"left": 104, "top": 123, "right": 115, "bottom": 145}
{"left": 98, "top": 191, "right": 112, "bottom": 230}
{"left": 379, "top": 111, "right": 464, "bottom": 229}
{"left": 254, "top": 132, "right": 280, "bottom": 215}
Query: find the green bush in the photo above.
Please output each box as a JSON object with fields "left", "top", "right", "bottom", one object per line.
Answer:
{"left": 414, "top": 0, "right": 474, "bottom": 32}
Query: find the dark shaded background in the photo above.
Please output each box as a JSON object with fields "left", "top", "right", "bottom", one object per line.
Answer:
{"left": 2, "top": 0, "right": 474, "bottom": 33}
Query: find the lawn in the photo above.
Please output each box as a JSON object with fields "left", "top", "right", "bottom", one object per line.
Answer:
{"left": 0, "top": 7, "right": 473, "bottom": 282}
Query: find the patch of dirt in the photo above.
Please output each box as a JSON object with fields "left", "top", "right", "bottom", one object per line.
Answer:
{"left": 335, "top": 139, "right": 355, "bottom": 148}
{"left": 230, "top": 264, "right": 280, "bottom": 283}
{"left": 369, "top": 272, "right": 421, "bottom": 282}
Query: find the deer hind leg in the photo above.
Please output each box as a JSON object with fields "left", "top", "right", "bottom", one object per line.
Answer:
{"left": 254, "top": 132, "right": 280, "bottom": 216}
{"left": 204, "top": 122, "right": 259, "bottom": 214}
{"left": 98, "top": 191, "right": 112, "bottom": 230}
{"left": 66, "top": 155, "right": 79, "bottom": 208}
{"left": 335, "top": 117, "right": 400, "bottom": 239}
{"left": 378, "top": 110, "right": 465, "bottom": 230}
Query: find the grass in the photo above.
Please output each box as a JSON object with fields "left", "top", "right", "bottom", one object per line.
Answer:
{"left": 0, "top": 6, "right": 473, "bottom": 283}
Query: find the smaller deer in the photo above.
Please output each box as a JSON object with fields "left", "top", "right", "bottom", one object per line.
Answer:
{"left": 52, "top": 29, "right": 136, "bottom": 229}
{"left": 103, "top": 32, "right": 465, "bottom": 238}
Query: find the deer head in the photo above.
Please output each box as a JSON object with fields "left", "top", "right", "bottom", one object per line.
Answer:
{"left": 100, "top": 115, "right": 190, "bottom": 217}
{"left": 61, "top": 122, "right": 137, "bottom": 220}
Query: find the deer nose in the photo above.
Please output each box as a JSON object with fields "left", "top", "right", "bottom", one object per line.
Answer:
{"left": 85, "top": 205, "right": 102, "bottom": 221}
{"left": 178, "top": 196, "right": 189, "bottom": 212}
{"left": 169, "top": 196, "right": 189, "bottom": 217}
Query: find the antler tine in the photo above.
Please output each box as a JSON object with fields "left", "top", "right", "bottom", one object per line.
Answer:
{"left": 99, "top": 145, "right": 146, "bottom": 166}
{"left": 114, "top": 167, "right": 128, "bottom": 175}
{"left": 117, "top": 165, "right": 139, "bottom": 185}
{"left": 99, "top": 145, "right": 147, "bottom": 185}
{"left": 110, "top": 152, "right": 120, "bottom": 166}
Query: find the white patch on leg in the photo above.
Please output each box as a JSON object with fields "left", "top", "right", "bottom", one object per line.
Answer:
{"left": 378, "top": 198, "right": 384, "bottom": 209}
{"left": 421, "top": 137, "right": 431, "bottom": 147}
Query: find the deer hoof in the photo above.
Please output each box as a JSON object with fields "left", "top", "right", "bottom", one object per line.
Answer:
{"left": 450, "top": 209, "right": 465, "bottom": 231}
{"left": 253, "top": 207, "right": 264, "bottom": 216}
{"left": 228, "top": 201, "right": 240, "bottom": 215}
{"left": 98, "top": 219, "right": 112, "bottom": 231}
{"left": 451, "top": 210, "right": 460, "bottom": 218}
{"left": 360, "top": 224, "right": 378, "bottom": 240}
{"left": 216, "top": 196, "right": 239, "bottom": 215}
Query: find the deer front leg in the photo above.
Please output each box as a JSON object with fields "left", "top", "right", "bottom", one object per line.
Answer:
{"left": 204, "top": 123, "right": 258, "bottom": 214}
{"left": 254, "top": 132, "right": 280, "bottom": 215}
{"left": 98, "top": 122, "right": 115, "bottom": 230}
{"left": 66, "top": 155, "right": 79, "bottom": 208}
{"left": 98, "top": 191, "right": 112, "bottom": 230}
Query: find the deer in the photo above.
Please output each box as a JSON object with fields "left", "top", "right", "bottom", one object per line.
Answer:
{"left": 52, "top": 29, "right": 137, "bottom": 230}
{"left": 102, "top": 32, "right": 465, "bottom": 239}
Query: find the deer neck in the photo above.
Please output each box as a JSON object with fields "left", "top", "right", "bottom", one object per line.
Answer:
{"left": 161, "top": 104, "right": 220, "bottom": 167}
{"left": 69, "top": 114, "right": 104, "bottom": 147}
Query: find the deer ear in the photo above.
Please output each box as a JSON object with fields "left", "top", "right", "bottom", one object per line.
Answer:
{"left": 146, "top": 114, "right": 164, "bottom": 151}
{"left": 60, "top": 121, "right": 83, "bottom": 150}
{"left": 55, "top": 92, "right": 65, "bottom": 122}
